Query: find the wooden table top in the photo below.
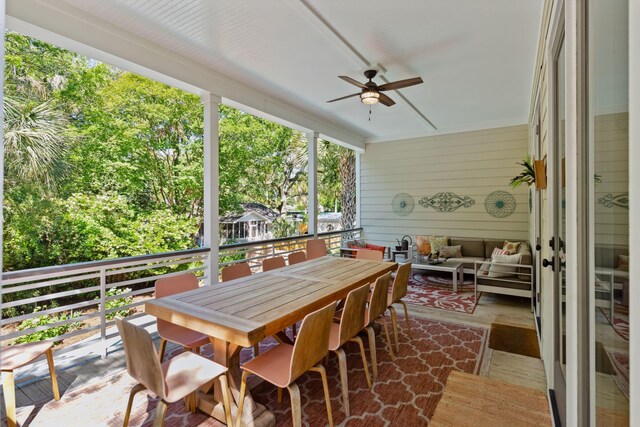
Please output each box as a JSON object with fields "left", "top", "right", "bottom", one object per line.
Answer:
{"left": 145, "top": 256, "right": 397, "bottom": 347}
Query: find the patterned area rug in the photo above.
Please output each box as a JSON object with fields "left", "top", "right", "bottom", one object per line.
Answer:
{"left": 600, "top": 303, "right": 629, "bottom": 341}
{"left": 11, "top": 318, "right": 488, "bottom": 427}
{"left": 608, "top": 351, "right": 629, "bottom": 399}
{"left": 406, "top": 271, "right": 480, "bottom": 314}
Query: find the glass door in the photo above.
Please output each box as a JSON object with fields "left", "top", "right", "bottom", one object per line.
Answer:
{"left": 589, "top": 0, "right": 629, "bottom": 424}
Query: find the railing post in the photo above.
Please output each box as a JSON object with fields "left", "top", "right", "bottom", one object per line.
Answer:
{"left": 99, "top": 268, "right": 107, "bottom": 359}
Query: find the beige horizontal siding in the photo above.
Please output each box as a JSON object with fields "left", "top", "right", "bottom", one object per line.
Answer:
{"left": 360, "top": 125, "right": 530, "bottom": 247}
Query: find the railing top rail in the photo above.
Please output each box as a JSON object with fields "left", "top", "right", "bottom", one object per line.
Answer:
{"left": 219, "top": 228, "right": 362, "bottom": 251}
{"left": 2, "top": 247, "right": 211, "bottom": 281}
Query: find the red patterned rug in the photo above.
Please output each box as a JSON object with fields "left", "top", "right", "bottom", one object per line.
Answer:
{"left": 406, "top": 271, "right": 480, "bottom": 314}
{"left": 608, "top": 351, "right": 629, "bottom": 399}
{"left": 600, "top": 303, "right": 629, "bottom": 341}
{"left": 11, "top": 318, "right": 488, "bottom": 426}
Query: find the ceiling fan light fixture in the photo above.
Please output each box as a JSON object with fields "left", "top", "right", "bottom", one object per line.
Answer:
{"left": 360, "top": 90, "right": 380, "bottom": 105}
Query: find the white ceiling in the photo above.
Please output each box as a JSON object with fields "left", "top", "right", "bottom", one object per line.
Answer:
{"left": 37, "top": 0, "right": 542, "bottom": 143}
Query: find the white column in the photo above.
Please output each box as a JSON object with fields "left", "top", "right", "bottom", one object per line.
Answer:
{"left": 0, "top": 0, "right": 5, "bottom": 305}
{"left": 306, "top": 131, "right": 319, "bottom": 237}
{"left": 201, "top": 93, "right": 221, "bottom": 284}
{"left": 355, "top": 152, "right": 361, "bottom": 229}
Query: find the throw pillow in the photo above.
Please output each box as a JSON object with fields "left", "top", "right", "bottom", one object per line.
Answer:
{"left": 429, "top": 236, "right": 448, "bottom": 255}
{"left": 416, "top": 235, "right": 432, "bottom": 255}
{"left": 502, "top": 240, "right": 521, "bottom": 255}
{"left": 477, "top": 260, "right": 491, "bottom": 276}
{"left": 618, "top": 255, "right": 629, "bottom": 271}
{"left": 365, "top": 243, "right": 386, "bottom": 255}
{"left": 439, "top": 245, "right": 462, "bottom": 258}
{"left": 491, "top": 247, "right": 509, "bottom": 259}
{"left": 488, "top": 253, "right": 522, "bottom": 278}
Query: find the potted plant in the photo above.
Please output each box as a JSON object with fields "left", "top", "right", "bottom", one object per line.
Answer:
{"left": 510, "top": 154, "right": 546, "bottom": 190}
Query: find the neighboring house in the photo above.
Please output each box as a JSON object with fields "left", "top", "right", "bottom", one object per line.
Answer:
{"left": 219, "top": 203, "right": 279, "bottom": 244}
{"left": 318, "top": 212, "right": 342, "bottom": 233}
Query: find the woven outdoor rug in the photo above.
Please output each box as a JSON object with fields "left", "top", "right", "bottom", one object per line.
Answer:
{"left": 11, "top": 317, "right": 488, "bottom": 427}
{"left": 406, "top": 271, "right": 480, "bottom": 314}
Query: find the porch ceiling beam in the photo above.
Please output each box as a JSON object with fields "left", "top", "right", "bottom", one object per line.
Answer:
{"left": 6, "top": 0, "right": 366, "bottom": 151}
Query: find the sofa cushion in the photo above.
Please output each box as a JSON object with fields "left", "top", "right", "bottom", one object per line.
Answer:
{"left": 516, "top": 242, "right": 532, "bottom": 280}
{"left": 451, "top": 238, "right": 484, "bottom": 258}
{"left": 439, "top": 245, "right": 462, "bottom": 258}
{"left": 484, "top": 240, "right": 506, "bottom": 258}
{"left": 429, "top": 236, "right": 448, "bottom": 255}
{"left": 416, "top": 235, "right": 432, "bottom": 255}
{"left": 502, "top": 241, "right": 521, "bottom": 254}
{"left": 488, "top": 253, "right": 522, "bottom": 278}
{"left": 365, "top": 243, "right": 386, "bottom": 255}
{"left": 618, "top": 255, "right": 629, "bottom": 271}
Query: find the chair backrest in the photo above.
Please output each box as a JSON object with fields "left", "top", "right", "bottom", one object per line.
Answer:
{"left": 116, "top": 317, "right": 166, "bottom": 400}
{"left": 289, "top": 302, "right": 337, "bottom": 383}
{"left": 368, "top": 272, "right": 392, "bottom": 323}
{"left": 262, "top": 256, "right": 286, "bottom": 272}
{"left": 356, "top": 248, "right": 383, "bottom": 261}
{"left": 155, "top": 273, "right": 200, "bottom": 335}
{"left": 306, "top": 239, "right": 327, "bottom": 260}
{"left": 390, "top": 262, "right": 412, "bottom": 303}
{"left": 337, "top": 284, "right": 370, "bottom": 346}
{"left": 288, "top": 251, "right": 307, "bottom": 265}
{"left": 221, "top": 262, "right": 252, "bottom": 282}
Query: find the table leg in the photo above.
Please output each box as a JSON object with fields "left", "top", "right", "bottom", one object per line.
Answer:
{"left": 196, "top": 338, "right": 275, "bottom": 426}
{"left": 452, "top": 269, "right": 458, "bottom": 293}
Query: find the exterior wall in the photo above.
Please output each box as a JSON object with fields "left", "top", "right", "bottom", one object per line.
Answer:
{"left": 360, "top": 125, "right": 529, "bottom": 247}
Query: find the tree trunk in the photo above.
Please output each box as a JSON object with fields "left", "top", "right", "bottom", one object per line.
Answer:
{"left": 339, "top": 150, "right": 356, "bottom": 230}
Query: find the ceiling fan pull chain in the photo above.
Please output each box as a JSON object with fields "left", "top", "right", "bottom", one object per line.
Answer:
{"left": 369, "top": 105, "right": 372, "bottom": 122}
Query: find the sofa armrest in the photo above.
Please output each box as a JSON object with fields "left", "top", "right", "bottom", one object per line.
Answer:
{"left": 517, "top": 242, "right": 532, "bottom": 280}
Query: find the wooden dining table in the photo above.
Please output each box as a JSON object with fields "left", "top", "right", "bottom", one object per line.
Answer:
{"left": 145, "top": 255, "right": 397, "bottom": 426}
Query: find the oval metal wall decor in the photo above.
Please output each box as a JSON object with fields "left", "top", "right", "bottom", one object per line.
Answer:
{"left": 391, "top": 193, "right": 415, "bottom": 216}
{"left": 485, "top": 191, "right": 516, "bottom": 218}
{"left": 418, "top": 192, "right": 475, "bottom": 212}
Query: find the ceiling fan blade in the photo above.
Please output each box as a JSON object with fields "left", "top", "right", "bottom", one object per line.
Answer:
{"left": 327, "top": 93, "right": 360, "bottom": 103}
{"left": 378, "top": 93, "right": 395, "bottom": 107}
{"left": 378, "top": 77, "right": 424, "bottom": 91}
{"left": 339, "top": 75, "right": 368, "bottom": 89}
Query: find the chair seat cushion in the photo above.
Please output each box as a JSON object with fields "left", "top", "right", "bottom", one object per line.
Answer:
{"left": 163, "top": 351, "right": 227, "bottom": 403}
{"left": 0, "top": 341, "right": 53, "bottom": 371}
{"left": 241, "top": 343, "right": 294, "bottom": 388}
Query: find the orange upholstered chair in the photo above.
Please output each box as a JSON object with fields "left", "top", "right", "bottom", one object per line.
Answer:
{"left": 366, "top": 272, "right": 395, "bottom": 381}
{"left": 306, "top": 238, "right": 327, "bottom": 260}
{"left": 262, "top": 256, "right": 286, "bottom": 272}
{"left": 116, "top": 317, "right": 232, "bottom": 427}
{"left": 387, "top": 262, "right": 413, "bottom": 352}
{"left": 155, "top": 273, "right": 209, "bottom": 362}
{"left": 287, "top": 251, "right": 307, "bottom": 265}
{"left": 328, "top": 283, "right": 372, "bottom": 415}
{"left": 356, "top": 248, "right": 383, "bottom": 261}
{"left": 236, "top": 303, "right": 337, "bottom": 427}
{"left": 221, "top": 262, "right": 252, "bottom": 282}
{"left": 1, "top": 341, "right": 60, "bottom": 427}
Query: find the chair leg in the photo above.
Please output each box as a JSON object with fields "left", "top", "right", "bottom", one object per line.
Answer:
{"left": 152, "top": 399, "right": 168, "bottom": 427}
{"left": 365, "top": 326, "right": 378, "bottom": 382}
{"left": 389, "top": 305, "right": 400, "bottom": 353}
{"left": 379, "top": 318, "right": 395, "bottom": 360}
{"left": 277, "top": 387, "right": 283, "bottom": 403}
{"left": 310, "top": 364, "right": 333, "bottom": 427}
{"left": 235, "top": 371, "right": 249, "bottom": 427}
{"left": 123, "top": 383, "right": 146, "bottom": 427}
{"left": 335, "top": 348, "right": 350, "bottom": 416}
{"left": 218, "top": 374, "right": 233, "bottom": 427}
{"left": 400, "top": 300, "right": 412, "bottom": 338}
{"left": 45, "top": 348, "right": 60, "bottom": 401}
{"left": 291, "top": 323, "right": 297, "bottom": 340}
{"left": 2, "top": 370, "right": 16, "bottom": 427}
{"left": 158, "top": 338, "right": 167, "bottom": 363}
{"left": 288, "top": 383, "right": 302, "bottom": 427}
{"left": 194, "top": 346, "right": 201, "bottom": 355}
{"left": 253, "top": 344, "right": 260, "bottom": 357}
{"left": 350, "top": 336, "right": 372, "bottom": 388}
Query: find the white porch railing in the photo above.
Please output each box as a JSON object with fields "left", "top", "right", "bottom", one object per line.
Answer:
{"left": 0, "top": 228, "right": 361, "bottom": 358}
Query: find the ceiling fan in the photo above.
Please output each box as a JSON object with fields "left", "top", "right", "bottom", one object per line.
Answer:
{"left": 327, "top": 69, "right": 423, "bottom": 107}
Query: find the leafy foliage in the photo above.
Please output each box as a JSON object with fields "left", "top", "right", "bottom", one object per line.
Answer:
{"left": 509, "top": 153, "right": 536, "bottom": 188}
{"left": 14, "top": 307, "right": 81, "bottom": 344}
{"left": 101, "top": 287, "right": 134, "bottom": 320}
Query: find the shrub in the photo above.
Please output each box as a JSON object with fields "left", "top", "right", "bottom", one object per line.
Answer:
{"left": 101, "top": 287, "right": 134, "bottom": 320}
{"left": 14, "top": 307, "right": 81, "bottom": 344}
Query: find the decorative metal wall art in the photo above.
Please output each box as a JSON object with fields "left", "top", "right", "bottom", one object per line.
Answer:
{"left": 598, "top": 193, "right": 629, "bottom": 209}
{"left": 485, "top": 191, "right": 516, "bottom": 218}
{"left": 418, "top": 192, "right": 475, "bottom": 212}
{"left": 391, "top": 193, "right": 415, "bottom": 216}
